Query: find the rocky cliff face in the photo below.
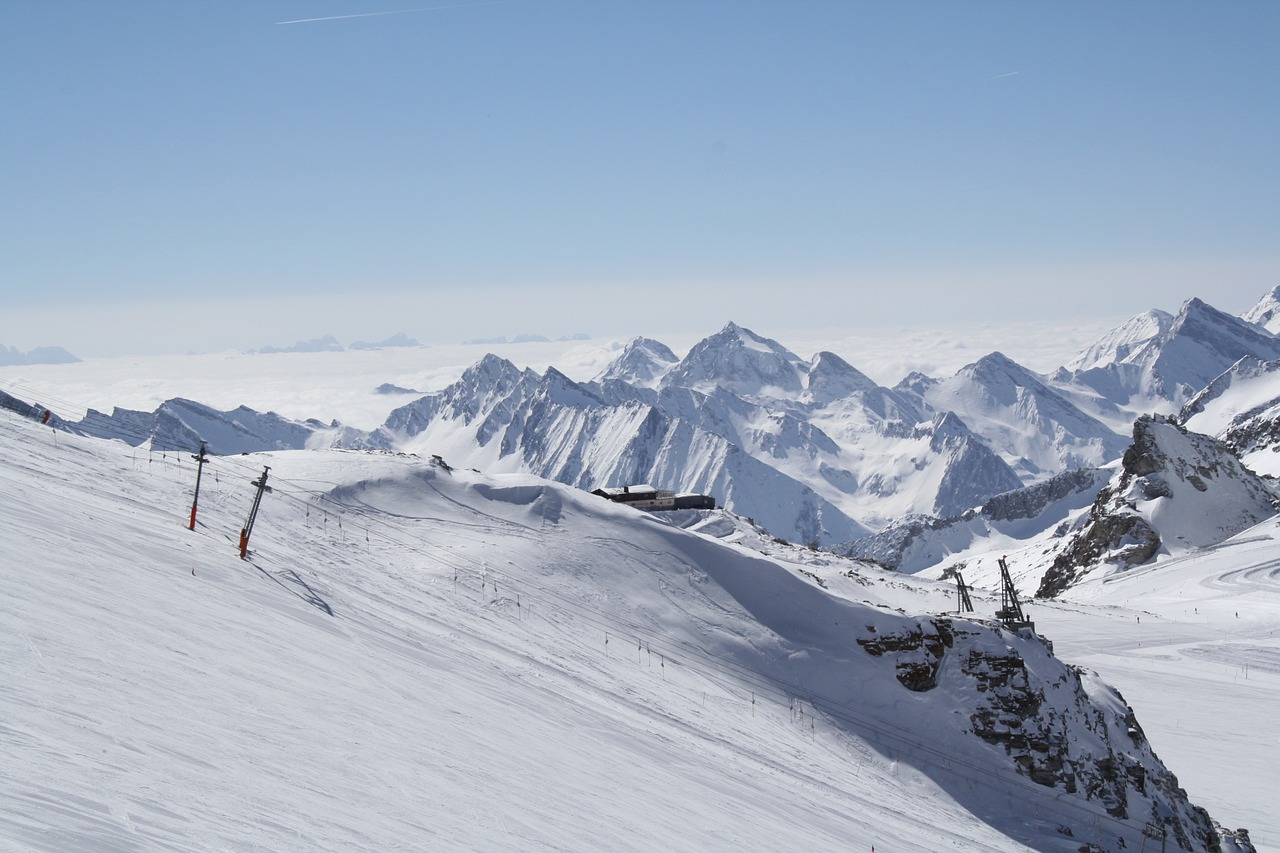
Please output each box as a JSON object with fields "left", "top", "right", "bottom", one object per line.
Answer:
{"left": 1037, "top": 415, "right": 1277, "bottom": 598}
{"left": 855, "top": 616, "right": 1229, "bottom": 851}
{"left": 844, "top": 466, "right": 1110, "bottom": 572}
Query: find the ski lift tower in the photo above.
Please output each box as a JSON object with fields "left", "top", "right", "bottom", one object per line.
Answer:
{"left": 953, "top": 569, "right": 974, "bottom": 614}
{"left": 995, "top": 556, "right": 1035, "bottom": 632}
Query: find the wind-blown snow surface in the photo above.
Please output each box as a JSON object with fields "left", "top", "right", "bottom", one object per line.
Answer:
{"left": 2, "top": 413, "right": 1259, "bottom": 852}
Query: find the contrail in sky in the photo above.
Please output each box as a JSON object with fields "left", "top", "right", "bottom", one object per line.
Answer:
{"left": 277, "top": 0, "right": 518, "bottom": 25}
{"left": 981, "top": 71, "right": 1021, "bottom": 82}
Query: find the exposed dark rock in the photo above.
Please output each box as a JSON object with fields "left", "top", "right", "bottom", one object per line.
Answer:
{"left": 854, "top": 617, "right": 1223, "bottom": 849}
{"left": 842, "top": 467, "right": 1109, "bottom": 571}
{"left": 1037, "top": 492, "right": 1161, "bottom": 598}
{"left": 1037, "top": 414, "right": 1276, "bottom": 598}
{"left": 981, "top": 467, "right": 1111, "bottom": 523}
{"left": 856, "top": 618, "right": 954, "bottom": 691}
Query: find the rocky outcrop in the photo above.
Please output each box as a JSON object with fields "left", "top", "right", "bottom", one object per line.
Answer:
{"left": 981, "top": 467, "right": 1112, "bottom": 523}
{"left": 842, "top": 467, "right": 1109, "bottom": 572}
{"left": 1036, "top": 491, "right": 1160, "bottom": 598}
{"left": 855, "top": 617, "right": 1224, "bottom": 850}
{"left": 1222, "top": 405, "right": 1280, "bottom": 460}
{"left": 1038, "top": 415, "right": 1276, "bottom": 598}
{"left": 856, "top": 618, "right": 955, "bottom": 691}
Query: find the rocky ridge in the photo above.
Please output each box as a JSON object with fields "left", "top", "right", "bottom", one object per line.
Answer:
{"left": 854, "top": 615, "right": 1229, "bottom": 851}
{"left": 1037, "top": 415, "right": 1277, "bottom": 597}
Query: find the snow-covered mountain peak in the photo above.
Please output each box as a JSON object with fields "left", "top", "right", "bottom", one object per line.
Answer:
{"left": 661, "top": 322, "right": 807, "bottom": 398}
{"left": 957, "top": 351, "right": 1044, "bottom": 391}
{"left": 537, "top": 366, "right": 607, "bottom": 409}
{"left": 1063, "top": 309, "right": 1174, "bottom": 373}
{"left": 925, "top": 410, "right": 972, "bottom": 442}
{"left": 1240, "top": 284, "right": 1280, "bottom": 333}
{"left": 1174, "top": 295, "right": 1246, "bottom": 338}
{"left": 593, "top": 337, "right": 679, "bottom": 387}
{"left": 804, "top": 350, "right": 878, "bottom": 404}
{"left": 1055, "top": 297, "right": 1280, "bottom": 412}
{"left": 893, "top": 370, "right": 939, "bottom": 398}
{"left": 907, "top": 350, "right": 1128, "bottom": 482}
{"left": 719, "top": 320, "right": 775, "bottom": 349}
{"left": 463, "top": 352, "right": 525, "bottom": 387}
{"left": 1151, "top": 296, "right": 1280, "bottom": 399}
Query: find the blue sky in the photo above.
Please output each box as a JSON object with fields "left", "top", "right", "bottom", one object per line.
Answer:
{"left": 3, "top": 1, "right": 1278, "bottom": 356}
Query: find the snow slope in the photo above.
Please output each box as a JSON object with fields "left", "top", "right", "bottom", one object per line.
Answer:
{"left": 1, "top": 410, "right": 1255, "bottom": 852}
{"left": 1042, "top": 524, "right": 1280, "bottom": 853}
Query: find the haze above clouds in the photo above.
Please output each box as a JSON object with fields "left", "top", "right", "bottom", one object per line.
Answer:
{"left": 2, "top": 1, "right": 1277, "bottom": 357}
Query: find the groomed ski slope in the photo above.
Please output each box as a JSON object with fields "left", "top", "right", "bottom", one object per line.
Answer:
{"left": 1041, "top": 534, "right": 1280, "bottom": 851}
{"left": 0, "top": 411, "right": 1255, "bottom": 851}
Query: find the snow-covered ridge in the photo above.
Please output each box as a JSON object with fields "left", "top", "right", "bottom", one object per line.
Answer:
{"left": 1056, "top": 297, "right": 1280, "bottom": 414}
{"left": 1064, "top": 309, "right": 1174, "bottom": 373}
{"left": 846, "top": 466, "right": 1112, "bottom": 573}
{"left": 26, "top": 288, "right": 1280, "bottom": 607}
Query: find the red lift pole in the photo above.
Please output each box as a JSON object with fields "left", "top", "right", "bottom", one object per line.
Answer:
{"left": 188, "top": 440, "right": 209, "bottom": 530}
{"left": 238, "top": 466, "right": 271, "bottom": 559}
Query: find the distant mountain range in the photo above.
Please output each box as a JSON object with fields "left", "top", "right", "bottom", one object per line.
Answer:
{"left": 252, "top": 333, "right": 422, "bottom": 354}
{"left": 49, "top": 287, "right": 1280, "bottom": 598}
{"left": 0, "top": 343, "right": 79, "bottom": 366}
{"left": 462, "top": 332, "right": 591, "bottom": 345}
